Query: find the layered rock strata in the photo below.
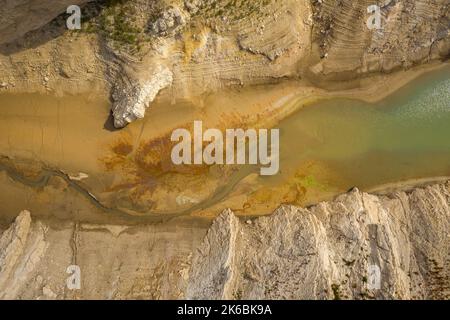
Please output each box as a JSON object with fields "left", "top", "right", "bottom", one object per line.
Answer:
{"left": 1, "top": 182, "right": 448, "bottom": 299}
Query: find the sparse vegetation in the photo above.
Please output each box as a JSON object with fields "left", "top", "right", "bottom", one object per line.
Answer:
{"left": 191, "top": 0, "right": 274, "bottom": 24}
{"left": 76, "top": 0, "right": 161, "bottom": 54}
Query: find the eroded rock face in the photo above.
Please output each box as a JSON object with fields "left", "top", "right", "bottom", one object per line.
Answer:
{"left": 0, "top": 212, "right": 206, "bottom": 299}
{"left": 184, "top": 0, "right": 201, "bottom": 14}
{"left": 0, "top": 210, "right": 48, "bottom": 299}
{"left": 310, "top": 0, "right": 450, "bottom": 78}
{"left": 188, "top": 182, "right": 450, "bottom": 300}
{"left": 149, "top": 6, "right": 187, "bottom": 36}
{"left": 0, "top": 0, "right": 448, "bottom": 126}
{"left": 187, "top": 210, "right": 240, "bottom": 300}
{"left": 111, "top": 65, "right": 173, "bottom": 128}
{"left": 0, "top": 182, "right": 448, "bottom": 299}
{"left": 0, "top": 0, "right": 93, "bottom": 45}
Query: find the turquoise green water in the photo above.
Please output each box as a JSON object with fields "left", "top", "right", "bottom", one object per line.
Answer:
{"left": 272, "top": 66, "right": 450, "bottom": 190}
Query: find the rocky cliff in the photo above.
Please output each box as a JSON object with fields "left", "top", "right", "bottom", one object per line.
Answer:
{"left": 1, "top": 181, "right": 448, "bottom": 299}
{"left": 0, "top": 0, "right": 448, "bottom": 126}
{"left": 0, "top": 0, "right": 92, "bottom": 45}
{"left": 310, "top": 0, "right": 450, "bottom": 80}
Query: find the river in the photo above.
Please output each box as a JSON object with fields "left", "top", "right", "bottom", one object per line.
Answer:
{"left": 0, "top": 65, "right": 448, "bottom": 223}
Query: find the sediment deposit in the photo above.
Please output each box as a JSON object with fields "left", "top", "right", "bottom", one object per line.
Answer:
{"left": 0, "top": 182, "right": 448, "bottom": 299}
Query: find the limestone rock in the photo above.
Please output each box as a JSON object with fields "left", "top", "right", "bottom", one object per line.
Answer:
{"left": 149, "top": 6, "right": 187, "bottom": 36}
{"left": 0, "top": 210, "right": 32, "bottom": 291}
{"left": 184, "top": 0, "right": 201, "bottom": 14}
{"left": 187, "top": 210, "right": 240, "bottom": 299}
{"left": 0, "top": 210, "right": 48, "bottom": 299}
{"left": 311, "top": 0, "right": 450, "bottom": 79}
{"left": 112, "top": 65, "right": 173, "bottom": 128}
{"left": 188, "top": 182, "right": 450, "bottom": 300}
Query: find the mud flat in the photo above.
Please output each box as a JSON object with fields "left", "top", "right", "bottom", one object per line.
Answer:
{"left": 0, "top": 64, "right": 449, "bottom": 223}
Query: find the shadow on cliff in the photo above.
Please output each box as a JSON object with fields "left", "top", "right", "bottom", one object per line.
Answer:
{"left": 0, "top": 2, "right": 104, "bottom": 55}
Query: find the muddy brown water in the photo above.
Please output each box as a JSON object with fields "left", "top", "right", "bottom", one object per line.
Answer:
{"left": 0, "top": 65, "right": 449, "bottom": 223}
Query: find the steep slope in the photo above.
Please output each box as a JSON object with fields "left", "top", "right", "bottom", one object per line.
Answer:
{"left": 1, "top": 181, "right": 448, "bottom": 299}
{"left": 188, "top": 181, "right": 450, "bottom": 300}
{"left": 0, "top": 0, "right": 92, "bottom": 45}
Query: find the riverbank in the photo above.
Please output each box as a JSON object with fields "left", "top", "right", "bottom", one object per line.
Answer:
{"left": 0, "top": 180, "right": 448, "bottom": 299}
{"left": 0, "top": 61, "right": 449, "bottom": 222}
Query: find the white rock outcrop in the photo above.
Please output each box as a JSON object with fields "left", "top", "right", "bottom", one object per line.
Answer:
{"left": 188, "top": 182, "right": 450, "bottom": 300}
{"left": 0, "top": 210, "right": 48, "bottom": 299}
{"left": 111, "top": 65, "right": 173, "bottom": 128}
{"left": 0, "top": 182, "right": 448, "bottom": 299}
